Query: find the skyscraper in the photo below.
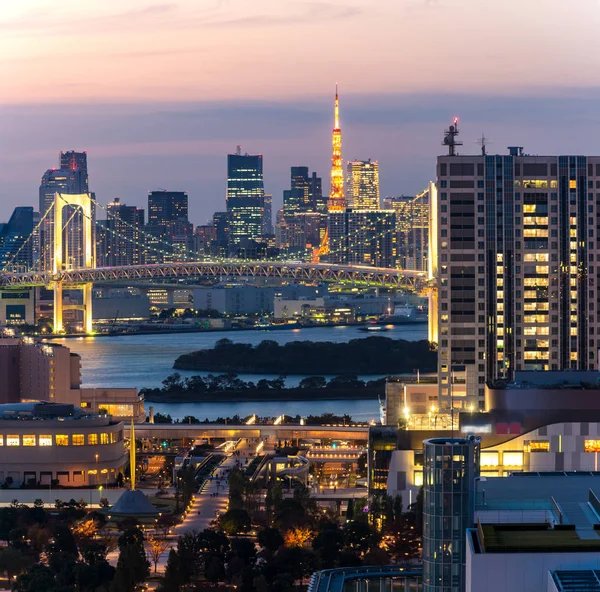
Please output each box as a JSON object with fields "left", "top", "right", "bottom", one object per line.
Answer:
{"left": 39, "top": 151, "right": 91, "bottom": 271}
{"left": 96, "top": 198, "right": 144, "bottom": 267}
{"left": 432, "top": 138, "right": 600, "bottom": 409}
{"left": 0, "top": 207, "right": 37, "bottom": 270}
{"left": 147, "top": 191, "right": 188, "bottom": 224}
{"left": 346, "top": 159, "right": 380, "bottom": 210}
{"left": 384, "top": 193, "right": 430, "bottom": 271}
{"left": 226, "top": 149, "right": 265, "bottom": 247}
{"left": 262, "top": 193, "right": 273, "bottom": 236}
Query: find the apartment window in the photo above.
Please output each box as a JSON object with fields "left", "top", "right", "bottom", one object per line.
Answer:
{"left": 88, "top": 434, "right": 98, "bottom": 445}
{"left": 39, "top": 435, "right": 52, "bottom": 446}
{"left": 22, "top": 435, "right": 36, "bottom": 447}
{"left": 72, "top": 434, "right": 85, "bottom": 446}
{"left": 530, "top": 441, "right": 550, "bottom": 452}
{"left": 100, "top": 433, "right": 110, "bottom": 445}
{"left": 56, "top": 435, "right": 69, "bottom": 446}
{"left": 0, "top": 436, "right": 3, "bottom": 446}
{"left": 110, "top": 432, "right": 118, "bottom": 444}
{"left": 6, "top": 435, "right": 19, "bottom": 446}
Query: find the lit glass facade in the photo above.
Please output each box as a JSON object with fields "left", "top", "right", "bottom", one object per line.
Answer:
{"left": 346, "top": 159, "right": 380, "bottom": 210}
{"left": 423, "top": 437, "right": 480, "bottom": 592}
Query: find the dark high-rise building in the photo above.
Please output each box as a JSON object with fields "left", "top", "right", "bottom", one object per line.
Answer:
{"left": 39, "top": 151, "right": 91, "bottom": 271}
{"left": 283, "top": 167, "right": 323, "bottom": 214}
{"left": 0, "top": 207, "right": 37, "bottom": 270}
{"left": 147, "top": 191, "right": 188, "bottom": 224}
{"left": 96, "top": 198, "right": 144, "bottom": 267}
{"left": 226, "top": 150, "right": 264, "bottom": 246}
{"left": 262, "top": 193, "right": 273, "bottom": 236}
{"left": 212, "top": 212, "right": 231, "bottom": 257}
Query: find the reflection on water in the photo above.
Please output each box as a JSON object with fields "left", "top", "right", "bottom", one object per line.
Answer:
{"left": 51, "top": 323, "right": 427, "bottom": 421}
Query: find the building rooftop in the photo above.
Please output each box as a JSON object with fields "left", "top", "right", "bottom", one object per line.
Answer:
{"left": 552, "top": 570, "right": 600, "bottom": 591}
{"left": 476, "top": 523, "right": 600, "bottom": 553}
{"left": 0, "top": 402, "right": 90, "bottom": 420}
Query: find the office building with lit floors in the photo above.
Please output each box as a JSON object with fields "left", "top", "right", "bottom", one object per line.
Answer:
{"left": 423, "top": 436, "right": 480, "bottom": 592}
{"left": 0, "top": 402, "right": 127, "bottom": 487}
{"left": 431, "top": 145, "right": 600, "bottom": 410}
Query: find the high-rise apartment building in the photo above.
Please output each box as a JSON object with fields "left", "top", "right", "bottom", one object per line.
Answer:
{"left": 432, "top": 146, "right": 600, "bottom": 410}
{"left": 0, "top": 207, "right": 37, "bottom": 271}
{"left": 39, "top": 151, "right": 91, "bottom": 271}
{"left": 346, "top": 159, "right": 380, "bottom": 210}
{"left": 96, "top": 199, "right": 144, "bottom": 267}
{"left": 226, "top": 150, "right": 265, "bottom": 247}
{"left": 384, "top": 194, "right": 429, "bottom": 271}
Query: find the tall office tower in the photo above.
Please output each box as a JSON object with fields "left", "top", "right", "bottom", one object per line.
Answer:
{"left": 226, "top": 149, "right": 265, "bottom": 247}
{"left": 283, "top": 167, "right": 324, "bottom": 215}
{"left": 96, "top": 199, "right": 144, "bottom": 267}
{"left": 346, "top": 159, "right": 380, "bottom": 210}
{"left": 39, "top": 151, "right": 91, "bottom": 271}
{"left": 262, "top": 193, "right": 273, "bottom": 236}
{"left": 384, "top": 193, "right": 430, "bottom": 271}
{"left": 212, "top": 211, "right": 231, "bottom": 257}
{"left": 144, "top": 190, "right": 191, "bottom": 262}
{"left": 0, "top": 207, "right": 37, "bottom": 270}
{"left": 147, "top": 190, "right": 188, "bottom": 224}
{"left": 423, "top": 437, "right": 480, "bottom": 592}
{"left": 346, "top": 210, "right": 397, "bottom": 267}
{"left": 432, "top": 130, "right": 600, "bottom": 409}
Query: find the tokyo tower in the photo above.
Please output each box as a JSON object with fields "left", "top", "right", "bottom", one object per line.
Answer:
{"left": 313, "top": 86, "right": 346, "bottom": 261}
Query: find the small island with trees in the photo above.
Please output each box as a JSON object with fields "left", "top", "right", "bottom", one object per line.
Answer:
{"left": 174, "top": 336, "right": 436, "bottom": 375}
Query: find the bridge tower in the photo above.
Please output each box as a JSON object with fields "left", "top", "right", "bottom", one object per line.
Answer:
{"left": 52, "top": 193, "right": 95, "bottom": 334}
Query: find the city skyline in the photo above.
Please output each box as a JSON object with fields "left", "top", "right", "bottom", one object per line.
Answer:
{"left": 2, "top": 1, "right": 600, "bottom": 223}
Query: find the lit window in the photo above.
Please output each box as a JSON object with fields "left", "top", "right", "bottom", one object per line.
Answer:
{"left": 481, "top": 451, "right": 499, "bottom": 467}
{"left": 56, "top": 435, "right": 69, "bottom": 446}
{"left": 0, "top": 436, "right": 3, "bottom": 446}
{"left": 110, "top": 432, "right": 118, "bottom": 444}
{"left": 6, "top": 435, "right": 19, "bottom": 446}
{"left": 39, "top": 435, "right": 52, "bottom": 446}
{"left": 22, "top": 435, "right": 36, "bottom": 447}
{"left": 585, "top": 440, "right": 600, "bottom": 452}
{"left": 100, "top": 433, "right": 109, "bottom": 445}
{"left": 502, "top": 451, "right": 523, "bottom": 467}
{"left": 530, "top": 441, "right": 550, "bottom": 452}
{"left": 88, "top": 434, "right": 98, "bottom": 445}
{"left": 414, "top": 471, "right": 423, "bottom": 487}
{"left": 72, "top": 434, "right": 84, "bottom": 446}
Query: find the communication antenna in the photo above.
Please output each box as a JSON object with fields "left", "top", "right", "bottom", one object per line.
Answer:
{"left": 442, "top": 117, "right": 463, "bottom": 156}
{"left": 476, "top": 133, "right": 491, "bottom": 156}
{"left": 236, "top": 145, "right": 242, "bottom": 156}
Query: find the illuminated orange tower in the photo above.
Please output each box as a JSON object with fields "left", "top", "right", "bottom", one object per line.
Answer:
{"left": 313, "top": 86, "right": 345, "bottom": 261}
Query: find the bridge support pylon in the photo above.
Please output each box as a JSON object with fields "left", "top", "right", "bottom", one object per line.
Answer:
{"left": 53, "top": 281, "right": 63, "bottom": 334}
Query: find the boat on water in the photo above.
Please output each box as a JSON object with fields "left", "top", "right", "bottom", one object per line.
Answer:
{"left": 378, "top": 304, "right": 427, "bottom": 325}
{"left": 359, "top": 324, "right": 390, "bottom": 333}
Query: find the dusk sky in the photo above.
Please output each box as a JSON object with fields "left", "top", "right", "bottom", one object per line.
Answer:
{"left": 2, "top": 0, "right": 600, "bottom": 224}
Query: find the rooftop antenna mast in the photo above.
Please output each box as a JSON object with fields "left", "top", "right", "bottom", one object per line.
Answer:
{"left": 236, "top": 145, "right": 242, "bottom": 156}
{"left": 442, "top": 117, "right": 463, "bottom": 156}
{"left": 477, "top": 133, "right": 490, "bottom": 156}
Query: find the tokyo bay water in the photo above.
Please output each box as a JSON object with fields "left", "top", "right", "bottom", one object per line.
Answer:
{"left": 51, "top": 324, "right": 428, "bottom": 422}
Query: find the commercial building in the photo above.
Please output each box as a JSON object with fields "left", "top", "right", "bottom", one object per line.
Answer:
{"left": 327, "top": 210, "right": 397, "bottom": 267}
{"left": 92, "top": 287, "right": 150, "bottom": 321}
{"left": 0, "top": 338, "right": 145, "bottom": 421}
{"left": 423, "top": 437, "right": 480, "bottom": 592}
{"left": 346, "top": 159, "right": 380, "bottom": 210}
{"left": 0, "top": 207, "right": 38, "bottom": 271}
{"left": 384, "top": 193, "right": 429, "bottom": 272}
{"left": 0, "top": 402, "right": 127, "bottom": 487}
{"left": 283, "top": 167, "right": 324, "bottom": 214}
{"left": 147, "top": 190, "right": 188, "bottom": 225}
{"left": 432, "top": 145, "right": 600, "bottom": 409}
{"left": 226, "top": 150, "right": 265, "bottom": 246}
{"left": 0, "top": 289, "right": 35, "bottom": 325}
{"left": 193, "top": 285, "right": 276, "bottom": 315}
{"left": 96, "top": 198, "right": 145, "bottom": 267}
{"left": 39, "top": 150, "right": 91, "bottom": 271}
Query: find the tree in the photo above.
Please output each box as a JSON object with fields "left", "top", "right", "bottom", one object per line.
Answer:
{"left": 312, "top": 524, "right": 344, "bottom": 568}
{"left": 0, "top": 547, "right": 31, "bottom": 582}
{"left": 346, "top": 499, "right": 355, "bottom": 521}
{"left": 157, "top": 549, "right": 181, "bottom": 592}
{"left": 298, "top": 376, "right": 327, "bottom": 389}
{"left": 257, "top": 527, "right": 284, "bottom": 554}
{"left": 111, "top": 543, "right": 150, "bottom": 592}
{"left": 220, "top": 508, "right": 251, "bottom": 535}
{"left": 343, "top": 521, "right": 377, "bottom": 555}
{"left": 283, "top": 526, "right": 313, "bottom": 547}
{"left": 12, "top": 564, "right": 55, "bottom": 592}
{"left": 147, "top": 536, "right": 170, "bottom": 573}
